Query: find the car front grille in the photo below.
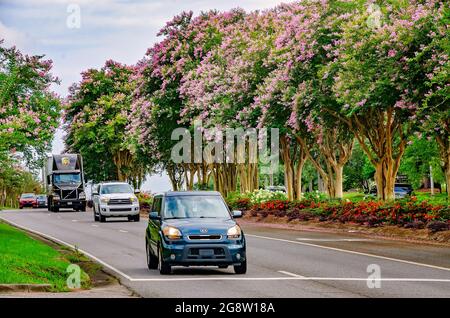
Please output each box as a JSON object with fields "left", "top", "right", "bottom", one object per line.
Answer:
{"left": 61, "top": 189, "right": 77, "bottom": 199}
{"left": 110, "top": 208, "right": 132, "bottom": 212}
{"left": 188, "top": 235, "right": 222, "bottom": 240}
{"left": 108, "top": 198, "right": 131, "bottom": 205}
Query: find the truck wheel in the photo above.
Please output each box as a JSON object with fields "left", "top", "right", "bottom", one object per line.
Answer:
{"left": 53, "top": 207, "right": 59, "bottom": 213}
{"left": 234, "top": 259, "right": 247, "bottom": 274}
{"left": 158, "top": 247, "right": 171, "bottom": 275}
{"left": 99, "top": 214, "right": 106, "bottom": 223}
{"left": 81, "top": 204, "right": 86, "bottom": 212}
{"left": 134, "top": 214, "right": 140, "bottom": 222}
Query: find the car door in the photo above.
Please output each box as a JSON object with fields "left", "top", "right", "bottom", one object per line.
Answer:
{"left": 148, "top": 196, "right": 162, "bottom": 254}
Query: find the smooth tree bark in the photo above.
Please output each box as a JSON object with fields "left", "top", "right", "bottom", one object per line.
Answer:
{"left": 436, "top": 134, "right": 450, "bottom": 198}
{"left": 341, "top": 107, "right": 408, "bottom": 201}
{"left": 280, "top": 135, "right": 307, "bottom": 201}
{"left": 297, "top": 134, "right": 354, "bottom": 199}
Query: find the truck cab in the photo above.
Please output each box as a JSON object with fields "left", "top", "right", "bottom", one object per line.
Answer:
{"left": 47, "top": 154, "right": 86, "bottom": 212}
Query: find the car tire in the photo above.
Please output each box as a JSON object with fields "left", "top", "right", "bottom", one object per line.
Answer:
{"left": 134, "top": 214, "right": 140, "bottom": 222}
{"left": 233, "top": 259, "right": 247, "bottom": 274}
{"left": 53, "top": 207, "right": 59, "bottom": 213}
{"left": 158, "top": 247, "right": 171, "bottom": 275}
{"left": 81, "top": 205, "right": 86, "bottom": 212}
{"left": 19, "top": 206, "right": 23, "bottom": 209}
{"left": 93, "top": 207, "right": 99, "bottom": 222}
{"left": 146, "top": 241, "right": 158, "bottom": 270}
{"left": 99, "top": 214, "right": 106, "bottom": 223}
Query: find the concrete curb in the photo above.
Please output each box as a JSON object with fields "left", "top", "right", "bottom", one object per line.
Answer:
{"left": 0, "top": 284, "right": 52, "bottom": 292}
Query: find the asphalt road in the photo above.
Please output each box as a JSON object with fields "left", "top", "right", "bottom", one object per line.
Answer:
{"left": 1, "top": 208, "right": 450, "bottom": 297}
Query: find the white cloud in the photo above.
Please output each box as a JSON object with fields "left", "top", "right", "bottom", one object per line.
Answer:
{"left": 0, "top": 20, "right": 27, "bottom": 48}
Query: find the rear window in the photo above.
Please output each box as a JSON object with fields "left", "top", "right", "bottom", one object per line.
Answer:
{"left": 21, "top": 194, "right": 35, "bottom": 199}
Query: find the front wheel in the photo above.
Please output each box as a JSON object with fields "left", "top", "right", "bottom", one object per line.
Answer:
{"left": 158, "top": 247, "right": 171, "bottom": 275}
{"left": 93, "top": 206, "right": 99, "bottom": 222}
{"left": 234, "top": 259, "right": 247, "bottom": 274}
{"left": 99, "top": 214, "right": 106, "bottom": 223}
{"left": 146, "top": 241, "right": 158, "bottom": 269}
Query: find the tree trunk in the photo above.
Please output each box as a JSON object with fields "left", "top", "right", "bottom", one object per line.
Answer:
{"left": 280, "top": 135, "right": 307, "bottom": 201}
{"left": 374, "top": 158, "right": 396, "bottom": 201}
{"left": 334, "top": 165, "right": 344, "bottom": 199}
{"left": 436, "top": 135, "right": 450, "bottom": 198}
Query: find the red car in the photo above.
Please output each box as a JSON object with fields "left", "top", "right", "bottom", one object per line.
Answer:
{"left": 19, "top": 193, "right": 37, "bottom": 209}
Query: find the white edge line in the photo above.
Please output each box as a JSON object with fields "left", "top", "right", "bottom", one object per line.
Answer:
{"left": 247, "top": 234, "right": 450, "bottom": 272}
{"left": 0, "top": 216, "right": 133, "bottom": 281}
{"left": 126, "top": 277, "right": 450, "bottom": 282}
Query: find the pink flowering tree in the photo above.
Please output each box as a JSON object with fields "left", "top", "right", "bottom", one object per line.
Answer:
{"left": 0, "top": 41, "right": 61, "bottom": 162}
{"left": 326, "top": 0, "right": 446, "bottom": 200}
{"left": 65, "top": 60, "right": 146, "bottom": 185}
{"left": 414, "top": 4, "right": 449, "bottom": 196}
{"left": 130, "top": 10, "right": 246, "bottom": 192}
{"left": 179, "top": 9, "right": 282, "bottom": 193}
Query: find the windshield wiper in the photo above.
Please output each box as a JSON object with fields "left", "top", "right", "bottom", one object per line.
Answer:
{"left": 164, "top": 217, "right": 187, "bottom": 220}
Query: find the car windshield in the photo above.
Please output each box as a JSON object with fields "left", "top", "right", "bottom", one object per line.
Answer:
{"left": 37, "top": 195, "right": 46, "bottom": 200}
{"left": 100, "top": 184, "right": 133, "bottom": 194}
{"left": 21, "top": 194, "right": 35, "bottom": 199}
{"left": 395, "top": 186, "right": 411, "bottom": 192}
{"left": 164, "top": 196, "right": 231, "bottom": 219}
{"left": 54, "top": 173, "right": 81, "bottom": 184}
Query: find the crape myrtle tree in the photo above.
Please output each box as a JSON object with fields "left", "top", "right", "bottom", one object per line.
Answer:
{"left": 250, "top": 1, "right": 356, "bottom": 200}
{"left": 129, "top": 10, "right": 247, "bottom": 193}
{"left": 179, "top": 9, "right": 282, "bottom": 194}
{"left": 0, "top": 41, "right": 61, "bottom": 162}
{"left": 65, "top": 60, "right": 145, "bottom": 183}
{"left": 326, "top": 0, "right": 446, "bottom": 200}
{"left": 414, "top": 3, "right": 449, "bottom": 196}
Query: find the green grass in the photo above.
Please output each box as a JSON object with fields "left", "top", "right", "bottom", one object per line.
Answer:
{"left": 342, "top": 192, "right": 449, "bottom": 205}
{"left": 414, "top": 192, "right": 449, "bottom": 206}
{"left": 0, "top": 222, "right": 90, "bottom": 291}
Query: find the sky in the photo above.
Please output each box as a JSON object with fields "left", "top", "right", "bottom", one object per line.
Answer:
{"left": 0, "top": 0, "right": 285, "bottom": 192}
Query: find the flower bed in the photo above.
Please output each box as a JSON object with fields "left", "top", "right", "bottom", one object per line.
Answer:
{"left": 245, "top": 198, "right": 450, "bottom": 232}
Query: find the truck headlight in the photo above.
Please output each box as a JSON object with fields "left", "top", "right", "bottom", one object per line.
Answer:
{"left": 52, "top": 194, "right": 60, "bottom": 201}
{"left": 162, "top": 226, "right": 182, "bottom": 240}
{"left": 227, "top": 225, "right": 241, "bottom": 239}
{"left": 79, "top": 192, "right": 86, "bottom": 199}
{"left": 100, "top": 197, "right": 110, "bottom": 204}
{"left": 130, "top": 196, "right": 137, "bottom": 203}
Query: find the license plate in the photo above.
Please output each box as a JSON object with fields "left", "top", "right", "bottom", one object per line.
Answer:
{"left": 199, "top": 249, "right": 214, "bottom": 257}
{"left": 67, "top": 202, "right": 72, "bottom": 205}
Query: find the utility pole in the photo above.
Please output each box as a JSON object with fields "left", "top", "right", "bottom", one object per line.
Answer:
{"left": 430, "top": 165, "right": 434, "bottom": 196}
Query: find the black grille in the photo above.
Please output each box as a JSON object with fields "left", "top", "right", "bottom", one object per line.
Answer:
{"left": 61, "top": 189, "right": 77, "bottom": 199}
{"left": 108, "top": 198, "right": 131, "bottom": 205}
{"left": 188, "top": 235, "right": 222, "bottom": 240}
{"left": 110, "top": 208, "right": 132, "bottom": 212}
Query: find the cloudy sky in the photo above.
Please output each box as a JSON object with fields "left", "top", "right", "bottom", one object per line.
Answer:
{"left": 0, "top": 0, "right": 285, "bottom": 191}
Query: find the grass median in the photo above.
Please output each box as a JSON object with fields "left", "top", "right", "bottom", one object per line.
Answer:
{"left": 0, "top": 221, "right": 94, "bottom": 292}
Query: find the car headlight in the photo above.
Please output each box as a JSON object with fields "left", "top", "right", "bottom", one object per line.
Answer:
{"left": 79, "top": 192, "right": 86, "bottom": 199}
{"left": 227, "top": 225, "right": 241, "bottom": 239}
{"left": 130, "top": 196, "right": 137, "bottom": 203}
{"left": 100, "top": 197, "right": 110, "bottom": 204}
{"left": 162, "top": 226, "right": 182, "bottom": 240}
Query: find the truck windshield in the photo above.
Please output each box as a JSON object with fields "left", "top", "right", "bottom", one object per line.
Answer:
{"left": 100, "top": 184, "right": 133, "bottom": 194}
{"left": 54, "top": 173, "right": 81, "bottom": 184}
{"left": 164, "top": 196, "right": 231, "bottom": 219}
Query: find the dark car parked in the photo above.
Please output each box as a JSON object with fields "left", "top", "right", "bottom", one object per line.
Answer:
{"left": 369, "top": 183, "right": 414, "bottom": 198}
{"left": 145, "top": 191, "right": 247, "bottom": 275}
{"left": 36, "top": 195, "right": 48, "bottom": 208}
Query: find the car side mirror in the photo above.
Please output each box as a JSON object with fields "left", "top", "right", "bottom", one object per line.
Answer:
{"left": 134, "top": 189, "right": 141, "bottom": 194}
{"left": 149, "top": 212, "right": 160, "bottom": 220}
{"left": 232, "top": 210, "right": 243, "bottom": 218}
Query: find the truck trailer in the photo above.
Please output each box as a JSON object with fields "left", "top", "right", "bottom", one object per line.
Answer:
{"left": 46, "top": 154, "right": 86, "bottom": 212}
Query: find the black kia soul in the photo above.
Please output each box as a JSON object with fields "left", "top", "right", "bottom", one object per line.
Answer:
{"left": 145, "top": 191, "right": 247, "bottom": 275}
